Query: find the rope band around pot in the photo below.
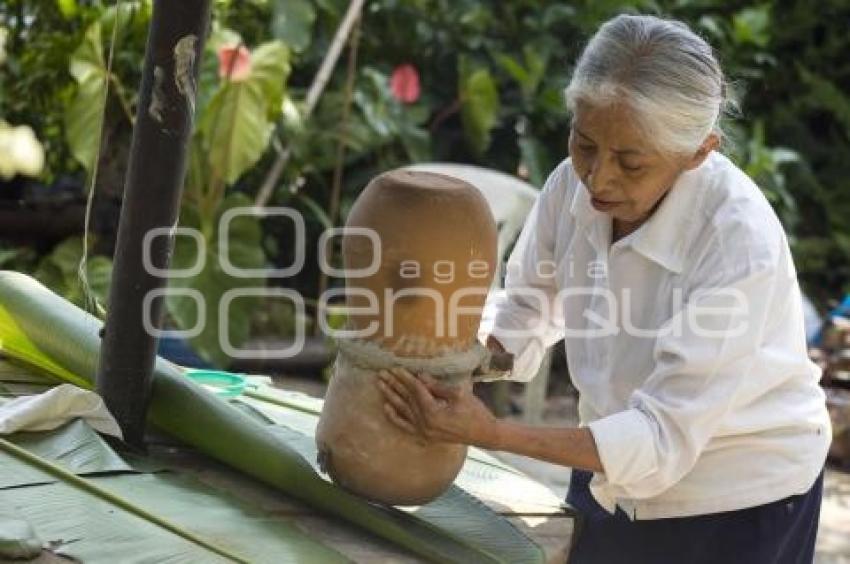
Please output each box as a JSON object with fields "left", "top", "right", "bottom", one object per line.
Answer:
{"left": 334, "top": 336, "right": 513, "bottom": 384}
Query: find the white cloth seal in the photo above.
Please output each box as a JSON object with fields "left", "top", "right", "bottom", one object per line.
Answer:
{"left": 0, "top": 384, "right": 122, "bottom": 438}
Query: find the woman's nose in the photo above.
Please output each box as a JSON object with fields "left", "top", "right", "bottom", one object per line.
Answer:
{"left": 587, "top": 155, "right": 617, "bottom": 193}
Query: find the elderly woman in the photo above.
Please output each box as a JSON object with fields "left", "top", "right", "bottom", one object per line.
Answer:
{"left": 376, "top": 13, "right": 831, "bottom": 564}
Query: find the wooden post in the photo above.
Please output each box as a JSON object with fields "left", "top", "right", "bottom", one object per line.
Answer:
{"left": 97, "top": 0, "right": 211, "bottom": 447}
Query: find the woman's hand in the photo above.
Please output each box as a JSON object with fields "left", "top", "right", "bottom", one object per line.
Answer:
{"left": 377, "top": 366, "right": 604, "bottom": 472}
{"left": 376, "top": 367, "right": 502, "bottom": 449}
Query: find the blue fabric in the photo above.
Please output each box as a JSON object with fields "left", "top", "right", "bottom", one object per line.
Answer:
{"left": 810, "top": 293, "right": 850, "bottom": 346}
{"left": 156, "top": 336, "right": 212, "bottom": 369}
{"left": 566, "top": 469, "right": 822, "bottom": 564}
{"left": 831, "top": 295, "right": 850, "bottom": 319}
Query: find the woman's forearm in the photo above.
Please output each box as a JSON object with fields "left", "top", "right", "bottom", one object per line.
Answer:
{"left": 490, "top": 420, "right": 604, "bottom": 473}
{"left": 483, "top": 336, "right": 604, "bottom": 473}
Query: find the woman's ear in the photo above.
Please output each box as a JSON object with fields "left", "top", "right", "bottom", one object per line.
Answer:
{"left": 684, "top": 133, "right": 720, "bottom": 170}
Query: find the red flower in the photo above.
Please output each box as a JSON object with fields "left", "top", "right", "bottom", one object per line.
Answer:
{"left": 217, "top": 45, "right": 252, "bottom": 82}
{"left": 390, "top": 64, "right": 420, "bottom": 104}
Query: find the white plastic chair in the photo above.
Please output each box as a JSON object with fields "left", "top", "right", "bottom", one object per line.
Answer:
{"left": 403, "top": 163, "right": 552, "bottom": 422}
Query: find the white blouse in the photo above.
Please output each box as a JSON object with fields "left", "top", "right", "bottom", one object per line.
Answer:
{"left": 488, "top": 151, "right": 831, "bottom": 519}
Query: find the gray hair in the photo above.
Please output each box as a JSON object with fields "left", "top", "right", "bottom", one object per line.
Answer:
{"left": 565, "top": 14, "right": 734, "bottom": 155}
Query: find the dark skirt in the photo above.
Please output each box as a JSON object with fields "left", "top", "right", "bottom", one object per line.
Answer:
{"left": 566, "top": 469, "right": 823, "bottom": 564}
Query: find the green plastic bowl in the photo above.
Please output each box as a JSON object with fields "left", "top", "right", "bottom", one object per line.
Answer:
{"left": 184, "top": 369, "right": 246, "bottom": 398}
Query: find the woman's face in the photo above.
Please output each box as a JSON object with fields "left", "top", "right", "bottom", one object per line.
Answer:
{"left": 568, "top": 101, "right": 716, "bottom": 226}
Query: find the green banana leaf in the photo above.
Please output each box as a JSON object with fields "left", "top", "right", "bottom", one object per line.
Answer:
{"left": 0, "top": 357, "right": 54, "bottom": 396}
{"left": 0, "top": 449, "right": 347, "bottom": 563}
{"left": 239, "top": 385, "right": 567, "bottom": 515}
{"left": 243, "top": 383, "right": 539, "bottom": 479}
{"left": 243, "top": 409, "right": 557, "bottom": 564}
{"left": 0, "top": 511, "right": 42, "bottom": 560}
{"left": 0, "top": 358, "right": 53, "bottom": 385}
{"left": 0, "top": 417, "right": 347, "bottom": 563}
{"left": 0, "top": 271, "right": 546, "bottom": 563}
{"left": 0, "top": 419, "right": 133, "bottom": 488}
{"left": 0, "top": 303, "right": 88, "bottom": 389}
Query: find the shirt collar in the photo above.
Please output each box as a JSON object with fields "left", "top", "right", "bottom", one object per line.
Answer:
{"left": 568, "top": 162, "right": 706, "bottom": 274}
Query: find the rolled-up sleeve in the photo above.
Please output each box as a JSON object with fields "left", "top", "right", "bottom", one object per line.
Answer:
{"left": 488, "top": 164, "right": 568, "bottom": 382}
{"left": 588, "top": 227, "right": 787, "bottom": 500}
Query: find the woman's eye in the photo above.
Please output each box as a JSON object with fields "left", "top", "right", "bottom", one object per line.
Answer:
{"left": 621, "top": 163, "right": 643, "bottom": 173}
{"left": 578, "top": 144, "right": 595, "bottom": 152}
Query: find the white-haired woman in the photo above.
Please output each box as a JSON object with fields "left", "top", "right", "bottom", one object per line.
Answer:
{"left": 377, "top": 14, "right": 830, "bottom": 563}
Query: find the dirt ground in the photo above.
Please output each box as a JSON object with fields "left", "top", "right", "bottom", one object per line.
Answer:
{"left": 275, "top": 374, "right": 850, "bottom": 563}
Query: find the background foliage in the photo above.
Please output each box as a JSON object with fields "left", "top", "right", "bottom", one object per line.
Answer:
{"left": 0, "top": 0, "right": 848, "bottom": 365}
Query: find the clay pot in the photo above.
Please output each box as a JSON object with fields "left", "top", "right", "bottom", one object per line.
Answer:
{"left": 316, "top": 169, "right": 497, "bottom": 505}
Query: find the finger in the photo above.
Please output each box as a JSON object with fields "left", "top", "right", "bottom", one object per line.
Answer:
{"left": 386, "top": 366, "right": 410, "bottom": 386}
{"left": 390, "top": 365, "right": 417, "bottom": 382}
{"left": 391, "top": 369, "right": 443, "bottom": 415}
{"left": 378, "top": 378, "right": 417, "bottom": 423}
{"left": 381, "top": 369, "right": 413, "bottom": 399}
{"left": 383, "top": 403, "right": 419, "bottom": 435}
{"left": 377, "top": 369, "right": 394, "bottom": 390}
{"left": 390, "top": 366, "right": 428, "bottom": 402}
{"left": 409, "top": 372, "right": 441, "bottom": 411}
{"left": 391, "top": 365, "right": 416, "bottom": 377}
{"left": 378, "top": 368, "right": 403, "bottom": 385}
{"left": 419, "top": 374, "right": 461, "bottom": 401}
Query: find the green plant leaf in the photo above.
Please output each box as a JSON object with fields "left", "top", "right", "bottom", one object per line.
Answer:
{"left": 0, "top": 449, "right": 347, "bottom": 563}
{"left": 495, "top": 54, "right": 530, "bottom": 91}
{"left": 64, "top": 2, "right": 148, "bottom": 173}
{"left": 518, "top": 136, "right": 550, "bottom": 188}
{"left": 205, "top": 26, "right": 243, "bottom": 54}
{"left": 237, "top": 386, "right": 552, "bottom": 564}
{"left": 33, "top": 237, "right": 112, "bottom": 312}
{"left": 0, "top": 246, "right": 35, "bottom": 272}
{"left": 248, "top": 40, "right": 291, "bottom": 118}
{"left": 198, "top": 41, "right": 289, "bottom": 185}
{"left": 0, "top": 272, "right": 548, "bottom": 563}
{"left": 343, "top": 66, "right": 432, "bottom": 163}
{"left": 0, "top": 420, "right": 133, "bottom": 489}
{"left": 399, "top": 123, "right": 432, "bottom": 162}
{"left": 65, "top": 22, "right": 107, "bottom": 173}
{"left": 0, "top": 512, "right": 41, "bottom": 560}
{"left": 0, "top": 357, "right": 55, "bottom": 396}
{"left": 732, "top": 5, "right": 771, "bottom": 47}
{"left": 200, "top": 83, "right": 273, "bottom": 186}
{"left": 356, "top": 68, "right": 396, "bottom": 138}
{"left": 297, "top": 193, "right": 333, "bottom": 230}
{"left": 0, "top": 249, "right": 22, "bottom": 269}
{"left": 497, "top": 46, "right": 548, "bottom": 102}
{"left": 697, "top": 15, "right": 726, "bottom": 42}
{"left": 522, "top": 45, "right": 548, "bottom": 99}
{"left": 459, "top": 58, "right": 500, "bottom": 155}
{"left": 280, "top": 95, "right": 306, "bottom": 135}
{"left": 271, "top": 0, "right": 316, "bottom": 53}
{"left": 168, "top": 193, "right": 266, "bottom": 367}
{"left": 797, "top": 66, "right": 850, "bottom": 135}
{"left": 56, "top": 0, "right": 78, "bottom": 19}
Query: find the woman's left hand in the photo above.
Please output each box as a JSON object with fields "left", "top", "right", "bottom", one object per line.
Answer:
{"left": 376, "top": 367, "right": 501, "bottom": 449}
